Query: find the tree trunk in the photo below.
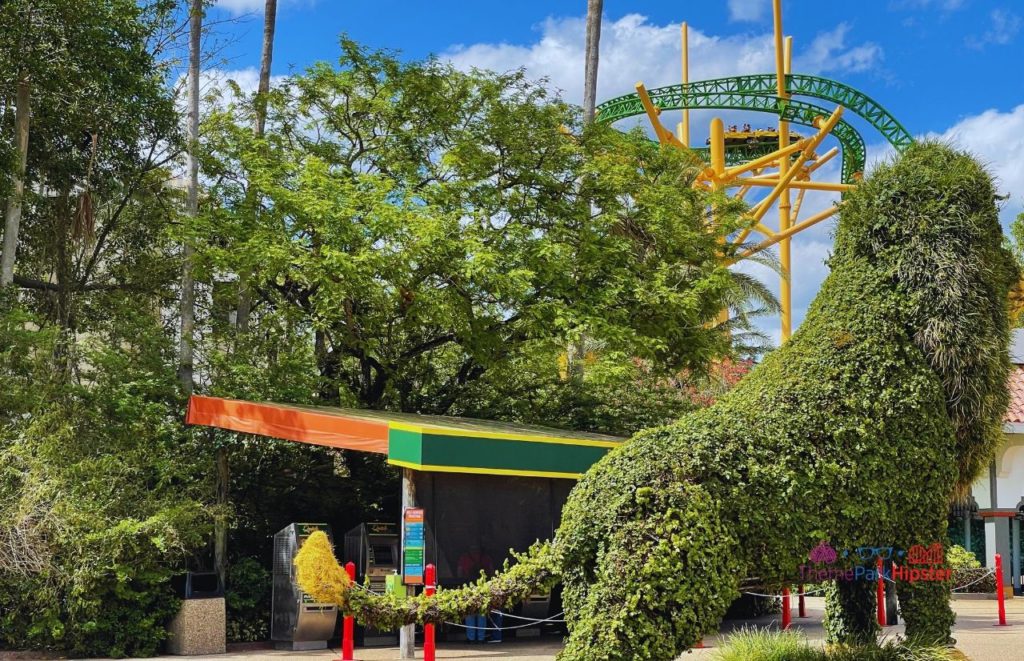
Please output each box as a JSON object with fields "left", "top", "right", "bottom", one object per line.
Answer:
{"left": 214, "top": 443, "right": 230, "bottom": 589}
{"left": 1, "top": 74, "right": 31, "bottom": 287}
{"left": 582, "top": 0, "right": 603, "bottom": 123}
{"left": 255, "top": 0, "right": 277, "bottom": 138}
{"left": 236, "top": 0, "right": 278, "bottom": 336}
{"left": 178, "top": 0, "right": 201, "bottom": 393}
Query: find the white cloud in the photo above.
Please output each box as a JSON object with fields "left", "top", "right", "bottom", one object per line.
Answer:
{"left": 728, "top": 0, "right": 766, "bottom": 23}
{"left": 890, "top": 0, "right": 966, "bottom": 10}
{"left": 215, "top": 0, "right": 314, "bottom": 17}
{"left": 926, "top": 104, "right": 1024, "bottom": 225}
{"left": 966, "top": 9, "right": 1022, "bottom": 49}
{"left": 444, "top": 13, "right": 1022, "bottom": 344}
{"left": 796, "top": 24, "right": 882, "bottom": 74}
{"left": 444, "top": 13, "right": 883, "bottom": 112}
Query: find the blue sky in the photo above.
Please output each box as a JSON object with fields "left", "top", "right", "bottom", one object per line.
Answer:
{"left": 208, "top": 0, "right": 1024, "bottom": 343}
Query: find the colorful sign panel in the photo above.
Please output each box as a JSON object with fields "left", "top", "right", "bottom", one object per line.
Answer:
{"left": 403, "top": 507, "right": 425, "bottom": 585}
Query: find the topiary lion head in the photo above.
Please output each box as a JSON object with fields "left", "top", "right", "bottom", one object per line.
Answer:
{"left": 831, "top": 141, "right": 1019, "bottom": 492}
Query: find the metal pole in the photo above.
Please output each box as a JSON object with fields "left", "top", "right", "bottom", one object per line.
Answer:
{"left": 679, "top": 22, "right": 690, "bottom": 147}
{"left": 876, "top": 557, "right": 886, "bottom": 626}
{"left": 399, "top": 470, "right": 416, "bottom": 658}
{"left": 1013, "top": 517, "right": 1021, "bottom": 595}
{"left": 798, "top": 584, "right": 806, "bottom": 618}
{"left": 342, "top": 562, "right": 355, "bottom": 660}
{"left": 424, "top": 564, "right": 436, "bottom": 661}
{"left": 996, "top": 553, "right": 1008, "bottom": 626}
{"left": 965, "top": 510, "right": 973, "bottom": 557}
{"left": 781, "top": 587, "right": 791, "bottom": 629}
{"left": 772, "top": 0, "right": 792, "bottom": 342}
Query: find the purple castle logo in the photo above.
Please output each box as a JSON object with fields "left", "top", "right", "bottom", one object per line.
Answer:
{"left": 809, "top": 541, "right": 838, "bottom": 564}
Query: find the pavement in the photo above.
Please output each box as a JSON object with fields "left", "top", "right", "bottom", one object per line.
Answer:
{"left": 123, "top": 594, "right": 1024, "bottom": 661}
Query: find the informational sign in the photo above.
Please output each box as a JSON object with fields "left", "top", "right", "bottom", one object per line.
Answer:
{"left": 403, "top": 507, "right": 425, "bottom": 585}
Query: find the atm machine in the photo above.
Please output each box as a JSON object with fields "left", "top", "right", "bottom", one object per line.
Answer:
{"left": 344, "top": 522, "right": 401, "bottom": 645}
{"left": 271, "top": 523, "right": 339, "bottom": 650}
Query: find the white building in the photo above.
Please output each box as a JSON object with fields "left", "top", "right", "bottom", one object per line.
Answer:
{"left": 965, "top": 328, "right": 1024, "bottom": 594}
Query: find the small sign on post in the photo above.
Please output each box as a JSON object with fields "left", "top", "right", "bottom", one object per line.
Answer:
{"left": 403, "top": 507, "right": 425, "bottom": 585}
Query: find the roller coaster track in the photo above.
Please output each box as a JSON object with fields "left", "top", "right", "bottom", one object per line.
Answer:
{"left": 596, "top": 73, "right": 913, "bottom": 184}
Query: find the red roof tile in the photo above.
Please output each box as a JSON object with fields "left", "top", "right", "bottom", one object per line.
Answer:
{"left": 1005, "top": 366, "right": 1024, "bottom": 424}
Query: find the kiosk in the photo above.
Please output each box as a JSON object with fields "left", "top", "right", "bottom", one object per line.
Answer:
{"left": 186, "top": 396, "right": 625, "bottom": 641}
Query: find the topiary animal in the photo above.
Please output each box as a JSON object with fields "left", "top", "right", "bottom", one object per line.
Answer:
{"left": 295, "top": 142, "right": 1017, "bottom": 660}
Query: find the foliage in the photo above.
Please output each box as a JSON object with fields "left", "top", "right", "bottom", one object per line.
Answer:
{"left": 294, "top": 530, "right": 560, "bottom": 631}
{"left": 712, "top": 628, "right": 958, "bottom": 661}
{"left": 823, "top": 579, "right": 878, "bottom": 645}
{"left": 0, "top": 1, "right": 209, "bottom": 657}
{"left": 194, "top": 38, "right": 752, "bottom": 416}
{"left": 945, "top": 544, "right": 980, "bottom": 570}
{"left": 225, "top": 557, "right": 271, "bottom": 643}
{"left": 294, "top": 531, "right": 351, "bottom": 609}
{"left": 550, "top": 141, "right": 1014, "bottom": 658}
{"left": 288, "top": 143, "right": 1013, "bottom": 660}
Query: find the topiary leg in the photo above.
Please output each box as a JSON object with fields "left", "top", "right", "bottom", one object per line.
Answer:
{"left": 558, "top": 483, "right": 741, "bottom": 661}
{"left": 895, "top": 572, "right": 955, "bottom": 645}
{"left": 823, "top": 574, "right": 878, "bottom": 645}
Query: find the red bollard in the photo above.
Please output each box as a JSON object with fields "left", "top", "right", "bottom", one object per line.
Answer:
{"left": 876, "top": 557, "right": 886, "bottom": 627}
{"left": 996, "top": 553, "right": 1008, "bottom": 627}
{"left": 424, "top": 564, "right": 436, "bottom": 661}
{"left": 782, "top": 587, "right": 791, "bottom": 630}
{"left": 342, "top": 561, "right": 356, "bottom": 660}
{"left": 798, "top": 584, "right": 807, "bottom": 618}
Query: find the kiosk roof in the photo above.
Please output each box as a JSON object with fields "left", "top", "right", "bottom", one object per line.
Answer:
{"left": 186, "top": 395, "right": 624, "bottom": 479}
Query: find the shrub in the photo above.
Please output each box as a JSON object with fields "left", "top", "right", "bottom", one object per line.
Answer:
{"left": 226, "top": 557, "right": 272, "bottom": 643}
{"left": 713, "top": 628, "right": 959, "bottom": 661}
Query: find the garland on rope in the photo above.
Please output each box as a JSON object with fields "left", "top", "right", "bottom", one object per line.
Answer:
{"left": 295, "top": 530, "right": 560, "bottom": 631}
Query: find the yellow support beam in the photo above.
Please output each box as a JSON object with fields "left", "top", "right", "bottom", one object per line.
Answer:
{"left": 746, "top": 107, "right": 844, "bottom": 224}
{"left": 731, "top": 177, "right": 854, "bottom": 192}
{"left": 710, "top": 117, "right": 726, "bottom": 178}
{"left": 727, "top": 203, "right": 842, "bottom": 264}
{"left": 720, "top": 140, "right": 809, "bottom": 182}
{"left": 636, "top": 82, "right": 686, "bottom": 148}
{"left": 679, "top": 22, "right": 690, "bottom": 147}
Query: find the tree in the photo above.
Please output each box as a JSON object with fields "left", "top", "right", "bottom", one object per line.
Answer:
{"left": 236, "top": 0, "right": 278, "bottom": 334}
{"left": 582, "top": 0, "right": 603, "bottom": 123}
{"left": 294, "top": 143, "right": 1019, "bottom": 661}
{"left": 0, "top": 68, "right": 28, "bottom": 287}
{"left": 0, "top": 1, "right": 211, "bottom": 654}
{"left": 195, "top": 40, "right": 748, "bottom": 416}
{"left": 178, "top": 0, "right": 201, "bottom": 393}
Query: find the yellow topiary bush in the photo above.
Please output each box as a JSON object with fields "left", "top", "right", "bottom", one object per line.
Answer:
{"left": 293, "top": 530, "right": 350, "bottom": 607}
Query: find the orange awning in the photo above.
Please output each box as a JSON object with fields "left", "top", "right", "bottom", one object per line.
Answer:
{"left": 186, "top": 395, "right": 389, "bottom": 453}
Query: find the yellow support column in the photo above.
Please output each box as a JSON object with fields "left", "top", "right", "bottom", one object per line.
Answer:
{"left": 678, "top": 22, "right": 690, "bottom": 147}
{"left": 773, "top": 0, "right": 793, "bottom": 342}
{"left": 710, "top": 117, "right": 726, "bottom": 180}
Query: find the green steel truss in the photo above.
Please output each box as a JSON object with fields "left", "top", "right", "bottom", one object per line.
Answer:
{"left": 596, "top": 73, "right": 912, "bottom": 184}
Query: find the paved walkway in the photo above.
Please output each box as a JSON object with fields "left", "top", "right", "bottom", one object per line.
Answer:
{"left": 136, "top": 595, "right": 1024, "bottom": 661}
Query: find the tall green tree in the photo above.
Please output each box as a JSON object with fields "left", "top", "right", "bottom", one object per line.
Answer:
{"left": 0, "top": 1, "right": 211, "bottom": 655}
{"left": 195, "top": 40, "right": 748, "bottom": 416}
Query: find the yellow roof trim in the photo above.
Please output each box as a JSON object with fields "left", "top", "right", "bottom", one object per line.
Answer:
{"left": 387, "top": 458, "right": 583, "bottom": 480}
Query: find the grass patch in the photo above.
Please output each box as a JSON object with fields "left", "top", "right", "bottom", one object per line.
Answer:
{"left": 713, "top": 628, "right": 960, "bottom": 661}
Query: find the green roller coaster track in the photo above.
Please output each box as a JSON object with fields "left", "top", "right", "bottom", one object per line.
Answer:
{"left": 595, "top": 73, "right": 913, "bottom": 184}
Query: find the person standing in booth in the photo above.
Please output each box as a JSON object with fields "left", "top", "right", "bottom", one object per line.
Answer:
{"left": 457, "top": 544, "right": 495, "bottom": 642}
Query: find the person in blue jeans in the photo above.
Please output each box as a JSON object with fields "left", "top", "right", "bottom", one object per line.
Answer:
{"left": 457, "top": 544, "right": 495, "bottom": 642}
{"left": 486, "top": 610, "right": 503, "bottom": 643}
{"left": 464, "top": 613, "right": 486, "bottom": 641}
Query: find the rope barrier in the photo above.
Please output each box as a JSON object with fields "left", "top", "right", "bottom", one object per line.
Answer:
{"left": 443, "top": 612, "right": 567, "bottom": 631}
{"left": 951, "top": 569, "right": 996, "bottom": 593}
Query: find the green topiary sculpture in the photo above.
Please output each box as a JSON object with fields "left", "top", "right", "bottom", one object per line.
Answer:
{"left": 295, "top": 142, "right": 1017, "bottom": 660}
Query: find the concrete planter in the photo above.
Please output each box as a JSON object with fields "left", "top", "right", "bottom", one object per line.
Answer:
{"left": 166, "top": 597, "right": 226, "bottom": 655}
